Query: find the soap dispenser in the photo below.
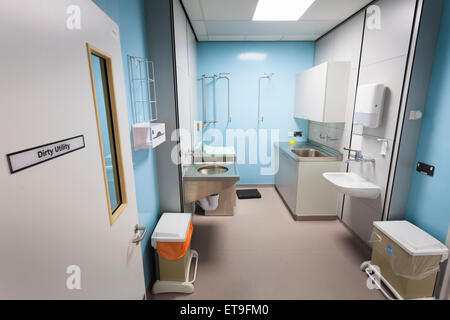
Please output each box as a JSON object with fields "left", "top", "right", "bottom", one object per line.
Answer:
{"left": 354, "top": 83, "right": 386, "bottom": 128}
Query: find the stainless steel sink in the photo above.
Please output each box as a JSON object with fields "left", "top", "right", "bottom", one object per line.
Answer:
{"left": 197, "top": 165, "right": 229, "bottom": 175}
{"left": 291, "top": 149, "right": 327, "bottom": 158}
{"left": 183, "top": 163, "right": 240, "bottom": 204}
{"left": 278, "top": 142, "right": 343, "bottom": 162}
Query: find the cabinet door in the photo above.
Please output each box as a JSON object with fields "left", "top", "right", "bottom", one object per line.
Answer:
{"left": 323, "top": 62, "right": 350, "bottom": 122}
{"left": 297, "top": 162, "right": 341, "bottom": 216}
{"left": 276, "top": 151, "right": 299, "bottom": 213}
{"left": 294, "top": 63, "right": 327, "bottom": 121}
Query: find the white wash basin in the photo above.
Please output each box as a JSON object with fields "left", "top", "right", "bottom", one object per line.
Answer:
{"left": 322, "top": 172, "right": 381, "bottom": 199}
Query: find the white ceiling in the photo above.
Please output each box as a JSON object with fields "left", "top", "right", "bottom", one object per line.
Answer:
{"left": 181, "top": 0, "right": 372, "bottom": 41}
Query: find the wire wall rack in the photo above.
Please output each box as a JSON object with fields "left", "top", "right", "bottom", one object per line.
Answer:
{"left": 128, "top": 55, "right": 158, "bottom": 124}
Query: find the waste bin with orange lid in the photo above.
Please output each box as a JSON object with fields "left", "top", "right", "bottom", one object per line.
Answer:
{"left": 151, "top": 213, "right": 199, "bottom": 295}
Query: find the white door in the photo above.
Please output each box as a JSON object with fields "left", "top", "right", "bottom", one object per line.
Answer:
{"left": 0, "top": 0, "right": 146, "bottom": 299}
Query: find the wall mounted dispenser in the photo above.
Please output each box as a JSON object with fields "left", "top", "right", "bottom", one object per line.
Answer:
{"left": 132, "top": 122, "right": 165, "bottom": 151}
{"left": 377, "top": 138, "right": 388, "bottom": 156}
{"left": 354, "top": 83, "right": 386, "bottom": 128}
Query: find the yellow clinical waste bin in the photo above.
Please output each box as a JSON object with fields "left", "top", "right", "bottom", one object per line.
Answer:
{"left": 371, "top": 221, "right": 448, "bottom": 299}
{"left": 151, "top": 213, "right": 199, "bottom": 294}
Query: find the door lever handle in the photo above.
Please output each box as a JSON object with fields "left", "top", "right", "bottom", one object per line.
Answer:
{"left": 132, "top": 224, "right": 147, "bottom": 244}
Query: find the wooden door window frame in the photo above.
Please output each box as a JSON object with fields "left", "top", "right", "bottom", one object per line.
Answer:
{"left": 87, "top": 43, "right": 127, "bottom": 226}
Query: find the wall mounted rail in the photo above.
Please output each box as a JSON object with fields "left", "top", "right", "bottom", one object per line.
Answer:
{"left": 202, "top": 74, "right": 217, "bottom": 124}
{"left": 218, "top": 73, "right": 231, "bottom": 123}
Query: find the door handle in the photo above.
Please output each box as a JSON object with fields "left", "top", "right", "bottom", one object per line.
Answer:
{"left": 132, "top": 224, "right": 147, "bottom": 244}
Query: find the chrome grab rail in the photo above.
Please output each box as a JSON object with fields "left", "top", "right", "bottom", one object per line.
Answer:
{"left": 202, "top": 74, "right": 217, "bottom": 124}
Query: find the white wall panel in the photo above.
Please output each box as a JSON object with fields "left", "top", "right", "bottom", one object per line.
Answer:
{"left": 360, "top": 0, "right": 416, "bottom": 67}
{"left": 174, "top": 0, "right": 189, "bottom": 73}
{"left": 174, "top": 0, "right": 198, "bottom": 166}
{"left": 359, "top": 56, "right": 408, "bottom": 140}
{"left": 342, "top": 0, "right": 417, "bottom": 243}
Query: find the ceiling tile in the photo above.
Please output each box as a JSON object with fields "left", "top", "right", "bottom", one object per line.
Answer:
{"left": 200, "top": 0, "right": 258, "bottom": 20}
{"left": 191, "top": 20, "right": 207, "bottom": 35}
{"left": 182, "top": 0, "right": 371, "bottom": 42}
{"left": 290, "top": 20, "right": 343, "bottom": 35}
{"left": 245, "top": 35, "right": 283, "bottom": 41}
{"left": 207, "top": 35, "right": 246, "bottom": 41}
{"left": 281, "top": 35, "right": 320, "bottom": 41}
{"left": 181, "top": 0, "right": 204, "bottom": 20}
{"left": 301, "top": 0, "right": 373, "bottom": 20}
{"left": 203, "top": 20, "right": 341, "bottom": 36}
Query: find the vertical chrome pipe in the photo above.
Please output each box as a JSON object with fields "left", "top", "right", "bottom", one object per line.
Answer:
{"left": 258, "top": 73, "right": 274, "bottom": 123}
{"left": 202, "top": 75, "right": 206, "bottom": 123}
{"left": 258, "top": 77, "right": 263, "bottom": 122}
{"left": 213, "top": 74, "right": 217, "bottom": 123}
{"left": 227, "top": 77, "right": 231, "bottom": 122}
{"left": 219, "top": 73, "right": 231, "bottom": 123}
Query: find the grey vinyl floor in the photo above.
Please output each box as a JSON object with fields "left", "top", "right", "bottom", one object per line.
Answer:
{"left": 150, "top": 186, "right": 384, "bottom": 300}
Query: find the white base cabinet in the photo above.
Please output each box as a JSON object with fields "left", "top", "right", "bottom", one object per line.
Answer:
{"left": 275, "top": 152, "right": 342, "bottom": 219}
{"left": 276, "top": 151, "right": 299, "bottom": 212}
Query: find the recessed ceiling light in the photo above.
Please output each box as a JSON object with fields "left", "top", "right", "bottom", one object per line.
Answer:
{"left": 252, "top": 0, "right": 316, "bottom": 21}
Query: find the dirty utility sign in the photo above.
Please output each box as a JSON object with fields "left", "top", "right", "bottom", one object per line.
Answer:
{"left": 7, "top": 135, "right": 85, "bottom": 174}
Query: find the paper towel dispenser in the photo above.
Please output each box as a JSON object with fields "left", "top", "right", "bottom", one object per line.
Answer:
{"left": 354, "top": 83, "right": 386, "bottom": 128}
{"left": 132, "top": 122, "right": 166, "bottom": 151}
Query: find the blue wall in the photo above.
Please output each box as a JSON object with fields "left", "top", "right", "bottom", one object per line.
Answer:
{"left": 197, "top": 42, "right": 314, "bottom": 184}
{"left": 406, "top": 0, "right": 450, "bottom": 243}
{"left": 93, "top": 0, "right": 160, "bottom": 288}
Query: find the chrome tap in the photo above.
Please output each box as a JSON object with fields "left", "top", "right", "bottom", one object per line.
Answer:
{"left": 320, "top": 132, "right": 338, "bottom": 141}
{"left": 344, "top": 147, "right": 375, "bottom": 163}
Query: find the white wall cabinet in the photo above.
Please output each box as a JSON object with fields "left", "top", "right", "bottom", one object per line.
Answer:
{"left": 294, "top": 61, "right": 351, "bottom": 123}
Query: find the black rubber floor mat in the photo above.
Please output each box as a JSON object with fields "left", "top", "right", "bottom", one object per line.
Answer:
{"left": 236, "top": 189, "right": 262, "bottom": 199}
